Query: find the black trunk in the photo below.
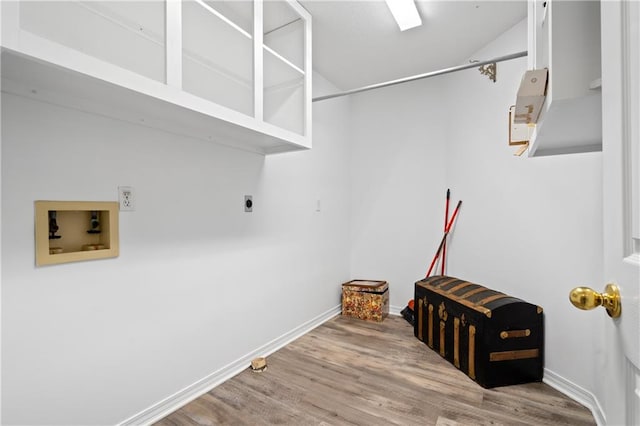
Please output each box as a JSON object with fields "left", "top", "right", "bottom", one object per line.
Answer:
{"left": 414, "top": 275, "right": 544, "bottom": 388}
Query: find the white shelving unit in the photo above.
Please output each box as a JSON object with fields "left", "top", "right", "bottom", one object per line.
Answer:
{"left": 0, "top": 0, "right": 312, "bottom": 155}
{"left": 263, "top": 0, "right": 306, "bottom": 135}
{"left": 526, "top": 0, "right": 602, "bottom": 157}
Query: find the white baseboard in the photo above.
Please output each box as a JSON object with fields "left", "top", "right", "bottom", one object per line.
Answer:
{"left": 118, "top": 305, "right": 342, "bottom": 426}
{"left": 389, "top": 304, "right": 404, "bottom": 316}
{"left": 123, "top": 308, "right": 600, "bottom": 426}
{"left": 543, "top": 368, "right": 605, "bottom": 426}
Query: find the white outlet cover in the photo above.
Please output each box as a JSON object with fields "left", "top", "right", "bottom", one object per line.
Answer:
{"left": 118, "top": 186, "right": 134, "bottom": 211}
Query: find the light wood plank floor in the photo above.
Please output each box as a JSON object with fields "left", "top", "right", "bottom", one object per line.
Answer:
{"left": 156, "top": 315, "right": 595, "bottom": 425}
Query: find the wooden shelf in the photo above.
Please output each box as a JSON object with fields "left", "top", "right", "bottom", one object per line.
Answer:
{"left": 264, "top": 48, "right": 304, "bottom": 135}
{"left": 35, "top": 201, "right": 119, "bottom": 266}
{"left": 528, "top": 93, "right": 602, "bottom": 156}
{"left": 264, "top": 46, "right": 304, "bottom": 89}
{"left": 182, "top": 0, "right": 254, "bottom": 116}
{"left": 1, "top": 0, "right": 312, "bottom": 155}
{"left": 264, "top": 1, "right": 305, "bottom": 76}
{"left": 18, "top": 1, "right": 167, "bottom": 84}
{"left": 1, "top": 49, "right": 308, "bottom": 155}
{"left": 526, "top": 0, "right": 602, "bottom": 157}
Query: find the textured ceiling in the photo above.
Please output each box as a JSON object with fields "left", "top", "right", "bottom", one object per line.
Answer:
{"left": 301, "top": 0, "right": 527, "bottom": 91}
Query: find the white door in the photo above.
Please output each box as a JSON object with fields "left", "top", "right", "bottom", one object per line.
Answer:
{"left": 601, "top": 1, "right": 640, "bottom": 424}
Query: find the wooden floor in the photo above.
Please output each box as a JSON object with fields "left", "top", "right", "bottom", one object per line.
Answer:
{"left": 156, "top": 315, "right": 595, "bottom": 425}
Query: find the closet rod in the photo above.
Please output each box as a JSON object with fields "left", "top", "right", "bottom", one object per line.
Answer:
{"left": 312, "top": 50, "right": 528, "bottom": 102}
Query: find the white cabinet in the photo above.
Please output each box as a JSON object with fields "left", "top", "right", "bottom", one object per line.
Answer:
{"left": 181, "top": 0, "right": 254, "bottom": 117}
{"left": 0, "top": 0, "right": 312, "bottom": 155}
{"left": 526, "top": 0, "right": 602, "bottom": 156}
{"left": 263, "top": 0, "right": 307, "bottom": 136}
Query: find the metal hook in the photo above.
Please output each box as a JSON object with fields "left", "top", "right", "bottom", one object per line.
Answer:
{"left": 479, "top": 63, "right": 497, "bottom": 83}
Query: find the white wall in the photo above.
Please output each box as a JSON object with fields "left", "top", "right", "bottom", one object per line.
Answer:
{"left": 348, "top": 80, "right": 448, "bottom": 311}
{"left": 1, "top": 15, "right": 606, "bottom": 426}
{"left": 443, "top": 19, "right": 603, "bottom": 399}
{"left": 347, "top": 18, "right": 603, "bottom": 407}
{"left": 1, "top": 73, "right": 351, "bottom": 425}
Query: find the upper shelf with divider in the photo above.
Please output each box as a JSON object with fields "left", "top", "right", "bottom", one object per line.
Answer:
{"left": 0, "top": 0, "right": 312, "bottom": 155}
{"left": 525, "top": 0, "right": 602, "bottom": 157}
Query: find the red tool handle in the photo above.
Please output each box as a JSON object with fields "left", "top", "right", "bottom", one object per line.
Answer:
{"left": 425, "top": 200, "right": 461, "bottom": 278}
{"left": 441, "top": 189, "right": 450, "bottom": 275}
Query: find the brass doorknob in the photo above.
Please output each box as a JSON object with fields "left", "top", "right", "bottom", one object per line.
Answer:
{"left": 569, "top": 284, "right": 621, "bottom": 318}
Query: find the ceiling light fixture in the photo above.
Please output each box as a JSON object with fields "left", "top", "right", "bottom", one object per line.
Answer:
{"left": 384, "top": 0, "right": 422, "bottom": 32}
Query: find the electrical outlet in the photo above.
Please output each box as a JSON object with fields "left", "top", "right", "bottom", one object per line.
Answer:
{"left": 244, "top": 195, "right": 253, "bottom": 212}
{"left": 119, "top": 186, "right": 135, "bottom": 211}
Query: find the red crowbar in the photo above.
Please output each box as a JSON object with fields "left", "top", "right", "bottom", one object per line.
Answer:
{"left": 425, "top": 200, "right": 462, "bottom": 278}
